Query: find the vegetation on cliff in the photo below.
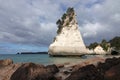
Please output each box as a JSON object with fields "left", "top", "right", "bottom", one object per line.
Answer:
{"left": 56, "top": 7, "right": 75, "bottom": 34}
{"left": 88, "top": 36, "right": 120, "bottom": 51}
{"left": 109, "top": 36, "right": 120, "bottom": 50}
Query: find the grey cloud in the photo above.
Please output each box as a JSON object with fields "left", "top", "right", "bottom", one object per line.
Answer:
{"left": 0, "top": 0, "right": 120, "bottom": 47}
{"left": 0, "top": 0, "right": 59, "bottom": 46}
{"left": 75, "top": 0, "right": 120, "bottom": 44}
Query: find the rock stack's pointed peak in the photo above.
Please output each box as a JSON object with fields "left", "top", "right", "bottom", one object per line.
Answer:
{"left": 56, "top": 7, "right": 77, "bottom": 34}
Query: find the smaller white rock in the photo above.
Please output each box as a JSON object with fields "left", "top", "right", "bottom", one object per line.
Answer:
{"left": 94, "top": 45, "right": 106, "bottom": 54}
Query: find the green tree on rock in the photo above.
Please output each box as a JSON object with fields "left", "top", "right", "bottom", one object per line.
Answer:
{"left": 109, "top": 36, "right": 120, "bottom": 50}
{"left": 88, "top": 42, "right": 99, "bottom": 49}
{"left": 100, "top": 39, "right": 110, "bottom": 51}
{"left": 56, "top": 7, "right": 75, "bottom": 34}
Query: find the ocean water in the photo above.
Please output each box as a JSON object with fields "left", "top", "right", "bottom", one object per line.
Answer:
{"left": 0, "top": 54, "right": 51, "bottom": 65}
{"left": 0, "top": 54, "right": 95, "bottom": 65}
{"left": 0, "top": 54, "right": 117, "bottom": 65}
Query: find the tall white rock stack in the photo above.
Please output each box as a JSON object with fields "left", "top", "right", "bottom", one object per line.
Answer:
{"left": 48, "top": 8, "right": 87, "bottom": 56}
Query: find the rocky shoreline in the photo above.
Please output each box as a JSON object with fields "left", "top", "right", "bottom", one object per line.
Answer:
{"left": 0, "top": 57, "right": 120, "bottom": 80}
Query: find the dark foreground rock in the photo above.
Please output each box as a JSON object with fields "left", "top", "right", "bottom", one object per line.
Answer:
{"left": 104, "top": 63, "right": 120, "bottom": 80}
{"left": 65, "top": 64, "right": 104, "bottom": 80}
{"left": 10, "top": 63, "right": 59, "bottom": 80}
{"left": 98, "top": 57, "right": 120, "bottom": 80}
{"left": 46, "top": 64, "right": 59, "bottom": 74}
{"left": 97, "top": 57, "right": 120, "bottom": 73}
{"left": 65, "top": 57, "right": 120, "bottom": 80}
{"left": 111, "top": 50, "right": 119, "bottom": 55}
{"left": 1, "top": 57, "right": 120, "bottom": 80}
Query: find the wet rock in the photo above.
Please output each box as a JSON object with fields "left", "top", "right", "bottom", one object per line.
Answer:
{"left": 72, "top": 57, "right": 105, "bottom": 71}
{"left": 65, "top": 64, "right": 104, "bottom": 80}
{"left": 63, "top": 71, "right": 70, "bottom": 75}
{"left": 56, "top": 64, "right": 64, "bottom": 68}
{"left": 63, "top": 67, "right": 73, "bottom": 75}
{"left": 46, "top": 64, "right": 59, "bottom": 74}
{"left": 56, "top": 76, "right": 62, "bottom": 80}
{"left": 111, "top": 50, "right": 119, "bottom": 55}
{"left": 97, "top": 57, "right": 120, "bottom": 73}
{"left": 104, "top": 63, "right": 120, "bottom": 80}
{"left": 10, "top": 63, "right": 57, "bottom": 80}
{"left": 0, "top": 59, "right": 13, "bottom": 66}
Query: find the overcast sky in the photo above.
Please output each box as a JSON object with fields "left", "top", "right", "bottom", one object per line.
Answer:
{"left": 0, "top": 0, "right": 120, "bottom": 54}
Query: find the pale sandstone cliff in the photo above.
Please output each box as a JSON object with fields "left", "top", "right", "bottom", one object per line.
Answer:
{"left": 48, "top": 8, "right": 87, "bottom": 56}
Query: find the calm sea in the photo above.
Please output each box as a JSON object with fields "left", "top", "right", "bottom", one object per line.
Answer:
{"left": 0, "top": 54, "right": 117, "bottom": 65}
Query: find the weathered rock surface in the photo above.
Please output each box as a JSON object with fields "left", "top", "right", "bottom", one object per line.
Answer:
{"left": 65, "top": 64, "right": 104, "bottom": 80}
{"left": 0, "top": 63, "right": 22, "bottom": 80}
{"left": 111, "top": 50, "right": 119, "bottom": 55}
{"left": 48, "top": 7, "right": 87, "bottom": 56}
{"left": 1, "top": 57, "right": 120, "bottom": 80}
{"left": 65, "top": 57, "right": 120, "bottom": 80}
{"left": 97, "top": 57, "right": 120, "bottom": 73}
{"left": 46, "top": 64, "right": 59, "bottom": 74}
{"left": 104, "top": 63, "right": 120, "bottom": 80}
{"left": 72, "top": 57, "right": 105, "bottom": 71}
{"left": 0, "top": 59, "right": 13, "bottom": 66}
{"left": 10, "top": 63, "right": 59, "bottom": 80}
{"left": 0, "top": 59, "right": 16, "bottom": 80}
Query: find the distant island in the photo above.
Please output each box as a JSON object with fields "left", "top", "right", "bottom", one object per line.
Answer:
{"left": 17, "top": 52, "right": 48, "bottom": 54}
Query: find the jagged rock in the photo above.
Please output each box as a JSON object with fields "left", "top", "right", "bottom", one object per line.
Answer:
{"left": 111, "top": 50, "right": 119, "bottom": 55}
{"left": 104, "top": 63, "right": 120, "bottom": 80}
{"left": 56, "top": 64, "right": 64, "bottom": 68}
{"left": 65, "top": 57, "right": 120, "bottom": 80}
{"left": 0, "top": 63, "right": 22, "bottom": 80}
{"left": 97, "top": 57, "right": 120, "bottom": 80}
{"left": 97, "top": 57, "right": 120, "bottom": 74}
{"left": 72, "top": 57, "right": 105, "bottom": 71}
{"left": 46, "top": 64, "right": 59, "bottom": 74}
{"left": 0, "top": 59, "right": 13, "bottom": 66}
{"left": 48, "top": 7, "right": 87, "bottom": 56}
{"left": 10, "top": 63, "right": 58, "bottom": 80}
{"left": 65, "top": 64, "right": 104, "bottom": 80}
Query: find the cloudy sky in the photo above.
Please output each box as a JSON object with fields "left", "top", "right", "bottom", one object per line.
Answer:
{"left": 0, "top": 0, "right": 120, "bottom": 54}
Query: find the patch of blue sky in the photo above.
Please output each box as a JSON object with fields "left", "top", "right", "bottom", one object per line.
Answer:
{"left": 0, "top": 42, "right": 48, "bottom": 54}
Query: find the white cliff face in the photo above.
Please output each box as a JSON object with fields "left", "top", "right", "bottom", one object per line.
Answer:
{"left": 48, "top": 8, "right": 87, "bottom": 56}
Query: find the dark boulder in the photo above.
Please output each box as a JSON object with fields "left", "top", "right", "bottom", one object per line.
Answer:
{"left": 97, "top": 57, "right": 120, "bottom": 73}
{"left": 10, "top": 63, "right": 57, "bottom": 80}
{"left": 104, "top": 63, "right": 120, "bottom": 80}
{"left": 63, "top": 70, "right": 71, "bottom": 75}
{"left": 65, "top": 64, "right": 104, "bottom": 80}
{"left": 46, "top": 64, "right": 59, "bottom": 74}
{"left": 111, "top": 50, "right": 119, "bottom": 55}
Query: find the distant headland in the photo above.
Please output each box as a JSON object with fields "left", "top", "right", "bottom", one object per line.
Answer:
{"left": 17, "top": 52, "right": 48, "bottom": 54}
